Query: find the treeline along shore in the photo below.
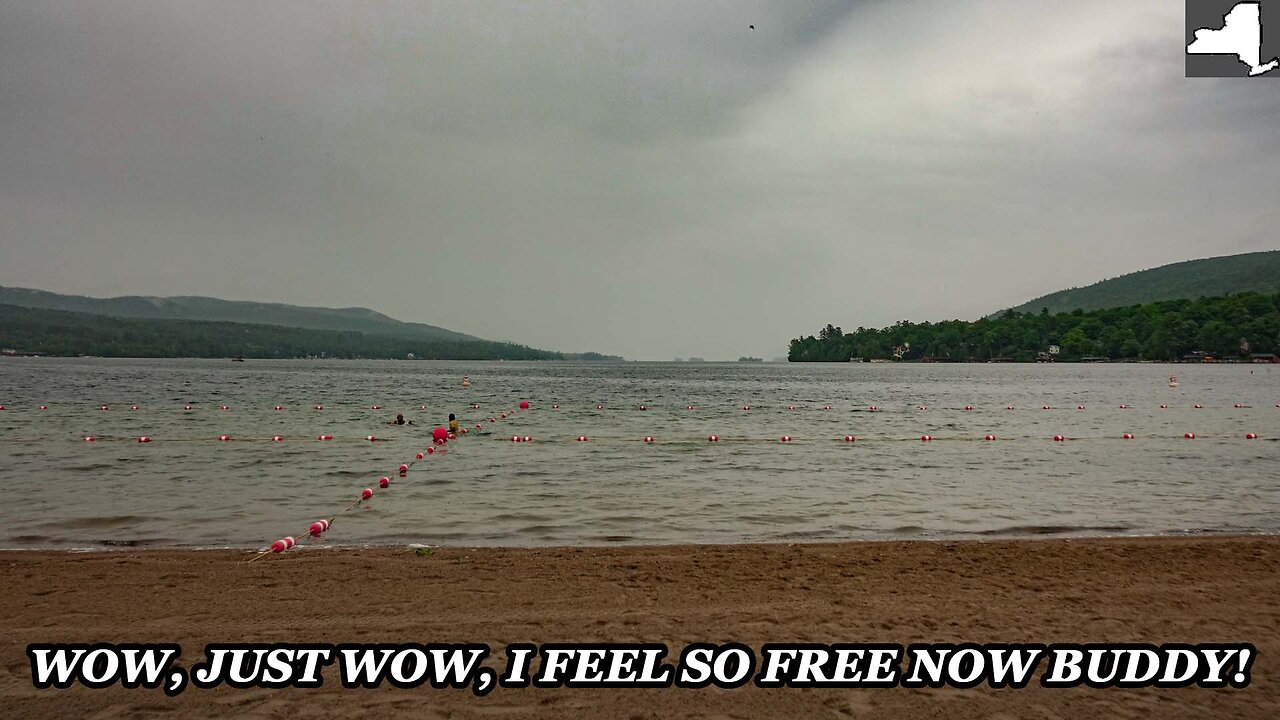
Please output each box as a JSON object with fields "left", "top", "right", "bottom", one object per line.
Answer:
{"left": 790, "top": 292, "right": 1280, "bottom": 363}
{"left": 0, "top": 304, "right": 596, "bottom": 361}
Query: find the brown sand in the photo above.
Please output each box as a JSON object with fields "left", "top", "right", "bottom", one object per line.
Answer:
{"left": 1, "top": 536, "right": 1277, "bottom": 719}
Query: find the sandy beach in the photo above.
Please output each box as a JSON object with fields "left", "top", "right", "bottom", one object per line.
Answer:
{"left": 2, "top": 535, "right": 1277, "bottom": 718}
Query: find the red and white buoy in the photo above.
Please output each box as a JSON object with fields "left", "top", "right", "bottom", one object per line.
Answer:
{"left": 1053, "top": 435, "right": 1066, "bottom": 442}
{"left": 309, "top": 520, "right": 330, "bottom": 537}
{"left": 708, "top": 435, "right": 719, "bottom": 442}
{"left": 137, "top": 436, "right": 151, "bottom": 443}
{"left": 780, "top": 435, "right": 792, "bottom": 442}
{"left": 83, "top": 436, "right": 95, "bottom": 442}
{"left": 1184, "top": 432, "right": 1196, "bottom": 439}
{"left": 367, "top": 435, "right": 377, "bottom": 442}
{"left": 844, "top": 435, "right": 856, "bottom": 442}
{"left": 271, "top": 536, "right": 296, "bottom": 553}
{"left": 577, "top": 436, "right": 588, "bottom": 442}
{"left": 920, "top": 435, "right": 933, "bottom": 442}
{"left": 218, "top": 435, "right": 230, "bottom": 442}
{"left": 398, "top": 464, "right": 408, "bottom": 475}
{"left": 984, "top": 434, "right": 996, "bottom": 441}
{"left": 1123, "top": 433, "right": 1135, "bottom": 440}
{"left": 1246, "top": 433, "right": 1259, "bottom": 440}
{"left": 360, "top": 488, "right": 373, "bottom": 500}
{"left": 272, "top": 436, "right": 283, "bottom": 442}
{"left": 379, "top": 476, "right": 390, "bottom": 488}
{"left": 643, "top": 436, "right": 655, "bottom": 443}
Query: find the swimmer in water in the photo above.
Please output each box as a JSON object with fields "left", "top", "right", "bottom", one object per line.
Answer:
{"left": 448, "top": 413, "right": 459, "bottom": 434}
{"left": 388, "top": 413, "right": 413, "bottom": 426}
{"left": 462, "top": 375, "right": 471, "bottom": 388}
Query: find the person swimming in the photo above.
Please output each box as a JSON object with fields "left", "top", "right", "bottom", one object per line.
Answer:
{"left": 389, "top": 413, "right": 413, "bottom": 426}
{"left": 448, "top": 413, "right": 459, "bottom": 434}
{"left": 462, "top": 375, "right": 471, "bottom": 388}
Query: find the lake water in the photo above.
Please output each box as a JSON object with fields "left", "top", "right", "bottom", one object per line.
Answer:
{"left": 0, "top": 358, "right": 1277, "bottom": 550}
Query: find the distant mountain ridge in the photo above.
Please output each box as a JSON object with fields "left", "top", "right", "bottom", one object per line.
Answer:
{"left": 0, "top": 286, "right": 478, "bottom": 343}
{"left": 998, "top": 250, "right": 1280, "bottom": 316}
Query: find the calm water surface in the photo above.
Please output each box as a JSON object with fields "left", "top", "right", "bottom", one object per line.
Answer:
{"left": 0, "top": 358, "right": 1277, "bottom": 549}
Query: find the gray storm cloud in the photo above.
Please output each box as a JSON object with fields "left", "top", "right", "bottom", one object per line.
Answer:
{"left": 1, "top": 1, "right": 1276, "bottom": 360}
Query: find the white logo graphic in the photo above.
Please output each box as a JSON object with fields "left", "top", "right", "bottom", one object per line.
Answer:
{"left": 1187, "top": 2, "right": 1280, "bottom": 75}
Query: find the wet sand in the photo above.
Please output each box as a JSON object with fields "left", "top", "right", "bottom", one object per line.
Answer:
{"left": 2, "top": 536, "right": 1278, "bottom": 718}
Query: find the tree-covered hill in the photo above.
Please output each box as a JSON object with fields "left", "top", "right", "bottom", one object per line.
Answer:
{"left": 997, "top": 251, "right": 1280, "bottom": 316}
{"left": 0, "top": 304, "right": 563, "bottom": 360}
{"left": 790, "top": 292, "right": 1280, "bottom": 362}
{"left": 0, "top": 286, "right": 478, "bottom": 343}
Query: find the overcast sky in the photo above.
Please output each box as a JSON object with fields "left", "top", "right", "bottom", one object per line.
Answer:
{"left": 2, "top": 1, "right": 1277, "bottom": 360}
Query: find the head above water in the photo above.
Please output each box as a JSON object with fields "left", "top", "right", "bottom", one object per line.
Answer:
{"left": 448, "top": 413, "right": 456, "bottom": 421}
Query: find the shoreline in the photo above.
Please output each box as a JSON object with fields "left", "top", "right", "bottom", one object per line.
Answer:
{"left": 5, "top": 528, "right": 1278, "bottom": 554}
{"left": 3, "top": 535, "right": 1278, "bottom": 718}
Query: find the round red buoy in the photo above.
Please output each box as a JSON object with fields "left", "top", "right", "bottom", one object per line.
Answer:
{"left": 367, "top": 435, "right": 377, "bottom": 442}
{"left": 1246, "top": 433, "right": 1259, "bottom": 439}
{"left": 597, "top": 405, "right": 604, "bottom": 410}
{"left": 447, "top": 432, "right": 456, "bottom": 440}
{"left": 1042, "top": 405, "right": 1051, "bottom": 410}
{"left": 316, "top": 434, "right": 331, "bottom": 441}
{"left": 39, "top": 405, "right": 48, "bottom": 410}
{"left": 780, "top": 435, "right": 792, "bottom": 442}
{"left": 984, "top": 434, "right": 996, "bottom": 441}
{"left": 137, "top": 436, "right": 151, "bottom": 443}
{"left": 1053, "top": 435, "right": 1065, "bottom": 442}
{"left": 471, "top": 403, "right": 480, "bottom": 409}
{"left": 371, "top": 405, "right": 382, "bottom": 410}
{"left": 272, "top": 436, "right": 283, "bottom": 442}
{"left": 742, "top": 405, "right": 751, "bottom": 411}
{"left": 1119, "top": 404, "right": 1129, "bottom": 409}
{"left": 1077, "top": 406, "right": 1085, "bottom": 410}
{"left": 918, "top": 406, "right": 927, "bottom": 411}
{"left": 643, "top": 436, "right": 655, "bottom": 443}
{"left": 965, "top": 406, "right": 974, "bottom": 411}
{"left": 639, "top": 405, "right": 647, "bottom": 410}
{"left": 577, "top": 435, "right": 588, "bottom": 442}
{"left": 823, "top": 405, "right": 833, "bottom": 411}
{"left": 511, "top": 435, "right": 519, "bottom": 442}
{"left": 786, "top": 405, "right": 796, "bottom": 410}
{"left": 501, "top": 413, "right": 507, "bottom": 419}
{"left": 426, "top": 446, "right": 435, "bottom": 454}
{"left": 1160, "top": 404, "right": 1168, "bottom": 409}
{"left": 0, "top": 406, "right": 6, "bottom": 410}
{"left": 1194, "top": 404, "right": 1203, "bottom": 409}
{"left": 520, "top": 401, "right": 530, "bottom": 410}
{"left": 1184, "top": 432, "right": 1196, "bottom": 439}
{"left": 274, "top": 405, "right": 284, "bottom": 411}
{"left": 130, "top": 405, "right": 139, "bottom": 411}
{"left": 309, "top": 521, "right": 328, "bottom": 537}
{"left": 416, "top": 452, "right": 424, "bottom": 459}
{"left": 83, "top": 436, "right": 95, "bottom": 442}
{"left": 1123, "top": 433, "right": 1135, "bottom": 440}
{"left": 869, "top": 406, "right": 879, "bottom": 412}
{"left": 488, "top": 417, "right": 496, "bottom": 423}
{"left": 434, "top": 437, "right": 445, "bottom": 445}
{"left": 271, "top": 539, "right": 289, "bottom": 553}
{"left": 432, "top": 427, "right": 448, "bottom": 442}
{"left": 420, "top": 404, "right": 428, "bottom": 410}
{"left": 844, "top": 435, "right": 855, "bottom": 442}
{"left": 1005, "top": 405, "right": 1014, "bottom": 410}
{"left": 218, "top": 435, "right": 230, "bottom": 442}
{"left": 921, "top": 435, "right": 933, "bottom": 442}
{"left": 99, "top": 405, "right": 109, "bottom": 411}
{"left": 475, "top": 423, "right": 482, "bottom": 429}
{"left": 398, "top": 464, "right": 408, "bottom": 474}
{"left": 708, "top": 435, "right": 719, "bottom": 442}
{"left": 379, "top": 476, "right": 390, "bottom": 488}
{"left": 183, "top": 405, "right": 192, "bottom": 410}
{"left": 360, "top": 488, "right": 373, "bottom": 500}
{"left": 315, "top": 405, "right": 323, "bottom": 410}
{"left": 552, "top": 404, "right": 560, "bottom": 409}
{"left": 687, "top": 405, "right": 695, "bottom": 410}
{"left": 522, "top": 436, "right": 532, "bottom": 442}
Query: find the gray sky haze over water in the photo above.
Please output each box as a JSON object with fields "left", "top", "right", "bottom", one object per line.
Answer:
{"left": 2, "top": 1, "right": 1277, "bottom": 359}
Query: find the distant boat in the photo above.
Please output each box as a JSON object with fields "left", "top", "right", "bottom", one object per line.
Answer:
{"left": 738, "top": 356, "right": 763, "bottom": 363}
{"left": 231, "top": 355, "right": 245, "bottom": 362}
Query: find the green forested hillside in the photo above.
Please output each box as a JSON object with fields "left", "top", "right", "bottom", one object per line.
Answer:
{"left": 790, "top": 292, "right": 1280, "bottom": 362}
{"left": 0, "top": 304, "right": 561, "bottom": 360}
{"left": 1000, "top": 251, "right": 1280, "bottom": 316}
